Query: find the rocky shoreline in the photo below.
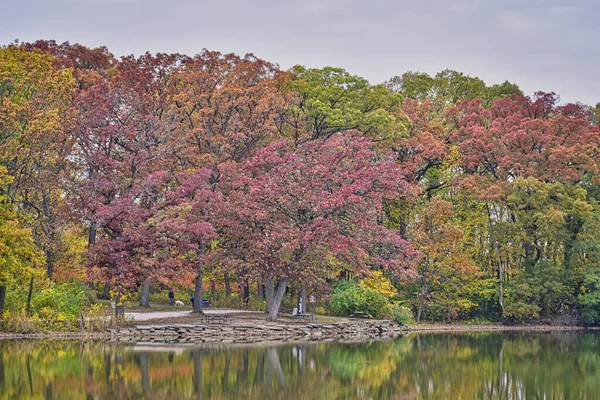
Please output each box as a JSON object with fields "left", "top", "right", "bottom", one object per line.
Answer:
{"left": 109, "top": 319, "right": 406, "bottom": 344}
{"left": 1, "top": 316, "right": 597, "bottom": 341}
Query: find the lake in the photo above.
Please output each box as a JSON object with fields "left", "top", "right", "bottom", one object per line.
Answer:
{"left": 0, "top": 331, "right": 599, "bottom": 399}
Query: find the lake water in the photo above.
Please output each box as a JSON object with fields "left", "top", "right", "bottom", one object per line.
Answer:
{"left": 0, "top": 331, "right": 599, "bottom": 399}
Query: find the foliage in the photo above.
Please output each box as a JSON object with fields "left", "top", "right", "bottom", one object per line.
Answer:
{"left": 579, "top": 267, "right": 600, "bottom": 325}
{"left": 503, "top": 302, "right": 542, "bottom": 324}
{"left": 3, "top": 40, "right": 600, "bottom": 329}
{"left": 285, "top": 65, "right": 408, "bottom": 144}
{"left": 329, "top": 280, "right": 392, "bottom": 319}
{"left": 392, "top": 304, "right": 415, "bottom": 326}
{"left": 359, "top": 270, "right": 397, "bottom": 298}
{"left": 2, "top": 280, "right": 94, "bottom": 331}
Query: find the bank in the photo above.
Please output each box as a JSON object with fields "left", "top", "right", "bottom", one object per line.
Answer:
{"left": 0, "top": 310, "right": 596, "bottom": 341}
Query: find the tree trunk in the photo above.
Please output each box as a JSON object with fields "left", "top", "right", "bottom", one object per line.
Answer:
{"left": 193, "top": 242, "right": 205, "bottom": 314}
{"left": 224, "top": 273, "right": 231, "bottom": 298}
{"left": 267, "top": 277, "right": 289, "bottom": 321}
{"left": 298, "top": 288, "right": 306, "bottom": 314}
{"left": 498, "top": 253, "right": 504, "bottom": 313}
{"left": 243, "top": 278, "right": 249, "bottom": 307}
{"left": 417, "top": 284, "right": 427, "bottom": 323}
{"left": 524, "top": 241, "right": 533, "bottom": 270}
{"left": 87, "top": 224, "right": 97, "bottom": 290}
{"left": 89, "top": 224, "right": 96, "bottom": 246}
{"left": 0, "top": 286, "right": 6, "bottom": 319}
{"left": 26, "top": 277, "right": 34, "bottom": 315}
{"left": 265, "top": 278, "right": 274, "bottom": 314}
{"left": 139, "top": 279, "right": 151, "bottom": 308}
{"left": 114, "top": 294, "right": 122, "bottom": 318}
{"left": 102, "top": 282, "right": 111, "bottom": 300}
{"left": 487, "top": 203, "right": 505, "bottom": 315}
{"left": 45, "top": 249, "right": 54, "bottom": 280}
{"left": 258, "top": 281, "right": 264, "bottom": 302}
{"left": 210, "top": 280, "right": 216, "bottom": 302}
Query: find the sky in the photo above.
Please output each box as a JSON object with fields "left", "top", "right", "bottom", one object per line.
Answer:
{"left": 1, "top": 0, "right": 598, "bottom": 105}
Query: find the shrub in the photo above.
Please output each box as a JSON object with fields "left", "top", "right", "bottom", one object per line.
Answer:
{"left": 392, "top": 304, "right": 415, "bottom": 326}
{"left": 2, "top": 280, "right": 95, "bottom": 332}
{"left": 503, "top": 302, "right": 541, "bottom": 324}
{"left": 329, "top": 280, "right": 394, "bottom": 319}
{"left": 579, "top": 269, "right": 600, "bottom": 325}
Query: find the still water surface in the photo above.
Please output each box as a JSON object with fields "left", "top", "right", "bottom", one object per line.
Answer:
{"left": 0, "top": 331, "right": 599, "bottom": 399}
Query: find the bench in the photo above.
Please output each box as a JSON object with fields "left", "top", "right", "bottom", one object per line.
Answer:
{"left": 280, "top": 307, "right": 294, "bottom": 316}
{"left": 349, "top": 311, "right": 370, "bottom": 319}
{"left": 203, "top": 314, "right": 230, "bottom": 324}
{"left": 279, "top": 307, "right": 316, "bottom": 321}
{"left": 292, "top": 312, "right": 316, "bottom": 322}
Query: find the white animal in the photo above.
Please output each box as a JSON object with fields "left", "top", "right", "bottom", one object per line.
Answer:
{"left": 174, "top": 300, "right": 185, "bottom": 307}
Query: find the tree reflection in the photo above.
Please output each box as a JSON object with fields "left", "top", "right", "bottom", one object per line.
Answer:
{"left": 0, "top": 333, "right": 599, "bottom": 399}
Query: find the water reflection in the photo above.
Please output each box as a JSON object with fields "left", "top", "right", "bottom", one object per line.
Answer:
{"left": 0, "top": 331, "right": 599, "bottom": 399}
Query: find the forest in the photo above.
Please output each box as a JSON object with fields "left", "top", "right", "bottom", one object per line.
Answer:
{"left": 1, "top": 40, "right": 600, "bottom": 329}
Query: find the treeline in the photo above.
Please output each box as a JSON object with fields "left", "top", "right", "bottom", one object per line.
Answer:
{"left": 1, "top": 40, "right": 600, "bottom": 325}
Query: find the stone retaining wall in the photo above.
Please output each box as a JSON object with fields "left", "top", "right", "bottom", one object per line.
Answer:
{"left": 109, "top": 320, "right": 406, "bottom": 343}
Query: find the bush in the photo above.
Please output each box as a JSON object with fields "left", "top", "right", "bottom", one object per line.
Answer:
{"left": 503, "top": 302, "right": 541, "bottom": 324}
{"left": 579, "top": 269, "right": 600, "bottom": 325}
{"left": 392, "top": 304, "right": 415, "bottom": 326}
{"left": 1, "top": 280, "right": 95, "bottom": 332}
{"left": 329, "top": 280, "right": 394, "bottom": 319}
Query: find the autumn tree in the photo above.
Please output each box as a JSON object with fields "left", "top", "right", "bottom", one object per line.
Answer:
{"left": 0, "top": 45, "right": 75, "bottom": 280}
{"left": 406, "top": 197, "right": 477, "bottom": 321}
{"left": 162, "top": 51, "right": 290, "bottom": 312}
{"left": 447, "top": 92, "right": 600, "bottom": 321}
{"left": 0, "top": 167, "right": 43, "bottom": 318}
{"left": 220, "top": 131, "right": 417, "bottom": 320}
{"left": 72, "top": 53, "right": 181, "bottom": 302}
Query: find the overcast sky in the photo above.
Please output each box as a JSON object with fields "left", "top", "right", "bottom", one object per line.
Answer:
{"left": 1, "top": 0, "right": 598, "bottom": 105}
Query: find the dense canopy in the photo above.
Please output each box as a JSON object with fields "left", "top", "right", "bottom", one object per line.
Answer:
{"left": 1, "top": 39, "right": 600, "bottom": 325}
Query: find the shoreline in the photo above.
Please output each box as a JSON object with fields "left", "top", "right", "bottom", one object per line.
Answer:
{"left": 1, "top": 319, "right": 598, "bottom": 341}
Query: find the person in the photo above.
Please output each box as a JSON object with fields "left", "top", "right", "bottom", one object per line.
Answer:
{"left": 190, "top": 296, "right": 195, "bottom": 307}
{"left": 168, "top": 289, "right": 175, "bottom": 306}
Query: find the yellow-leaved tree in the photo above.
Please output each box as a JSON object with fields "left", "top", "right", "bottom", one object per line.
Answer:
{"left": 0, "top": 166, "right": 43, "bottom": 318}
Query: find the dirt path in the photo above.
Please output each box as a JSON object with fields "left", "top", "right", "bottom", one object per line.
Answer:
{"left": 125, "top": 309, "right": 256, "bottom": 322}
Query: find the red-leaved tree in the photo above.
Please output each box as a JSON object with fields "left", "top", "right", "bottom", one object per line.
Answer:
{"left": 219, "top": 131, "right": 418, "bottom": 320}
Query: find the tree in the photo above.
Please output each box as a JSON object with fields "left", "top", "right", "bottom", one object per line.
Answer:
{"left": 407, "top": 197, "right": 478, "bottom": 321}
{"left": 163, "top": 51, "right": 291, "bottom": 312}
{"left": 283, "top": 66, "right": 408, "bottom": 144}
{"left": 447, "top": 92, "right": 600, "bottom": 320}
{"left": 0, "top": 167, "right": 43, "bottom": 317}
{"left": 73, "top": 53, "right": 180, "bottom": 299}
{"left": 220, "top": 131, "right": 418, "bottom": 320}
{"left": 0, "top": 45, "right": 75, "bottom": 280}
{"left": 386, "top": 69, "right": 522, "bottom": 113}
{"left": 154, "top": 168, "right": 219, "bottom": 313}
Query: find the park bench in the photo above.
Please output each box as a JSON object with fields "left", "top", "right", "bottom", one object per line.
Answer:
{"left": 279, "top": 307, "right": 316, "bottom": 321}
{"left": 292, "top": 312, "right": 316, "bottom": 321}
{"left": 280, "top": 307, "right": 294, "bottom": 316}
{"left": 203, "top": 314, "right": 230, "bottom": 324}
{"left": 349, "top": 311, "right": 370, "bottom": 319}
